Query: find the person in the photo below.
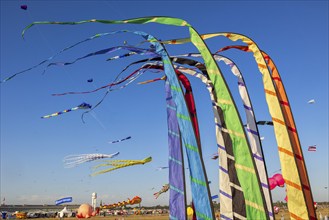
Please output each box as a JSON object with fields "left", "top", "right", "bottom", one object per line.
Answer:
{"left": 1, "top": 212, "right": 7, "bottom": 219}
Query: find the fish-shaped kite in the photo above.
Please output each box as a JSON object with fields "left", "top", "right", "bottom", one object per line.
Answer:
{"left": 91, "top": 156, "right": 152, "bottom": 176}
{"left": 153, "top": 184, "right": 169, "bottom": 199}
{"left": 41, "top": 102, "right": 91, "bottom": 119}
{"left": 63, "top": 152, "right": 120, "bottom": 168}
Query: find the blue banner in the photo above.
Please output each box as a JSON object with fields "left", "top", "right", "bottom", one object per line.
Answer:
{"left": 55, "top": 197, "right": 72, "bottom": 205}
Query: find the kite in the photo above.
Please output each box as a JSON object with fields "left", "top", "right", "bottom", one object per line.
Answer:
{"left": 308, "top": 99, "right": 315, "bottom": 104}
{"left": 243, "top": 120, "right": 273, "bottom": 127}
{"left": 308, "top": 145, "right": 317, "bottom": 152}
{"left": 20, "top": 5, "right": 27, "bottom": 10}
{"left": 257, "top": 121, "right": 274, "bottom": 126}
{"left": 101, "top": 196, "right": 142, "bottom": 209}
{"left": 63, "top": 152, "right": 120, "bottom": 168}
{"left": 153, "top": 184, "right": 169, "bottom": 199}
{"left": 156, "top": 166, "right": 169, "bottom": 171}
{"left": 41, "top": 102, "right": 91, "bottom": 119}
{"left": 91, "top": 156, "right": 152, "bottom": 176}
{"left": 87, "top": 78, "right": 93, "bottom": 83}
{"left": 127, "top": 196, "right": 142, "bottom": 205}
{"left": 108, "top": 136, "right": 131, "bottom": 144}
{"left": 211, "top": 153, "right": 218, "bottom": 160}
{"left": 55, "top": 197, "right": 73, "bottom": 205}
{"left": 268, "top": 173, "right": 285, "bottom": 190}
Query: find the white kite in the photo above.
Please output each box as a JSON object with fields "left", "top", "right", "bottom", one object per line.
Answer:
{"left": 308, "top": 99, "right": 315, "bottom": 104}
{"left": 63, "top": 152, "right": 120, "bottom": 168}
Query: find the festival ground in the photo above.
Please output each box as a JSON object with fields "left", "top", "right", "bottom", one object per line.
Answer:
{"left": 8, "top": 207, "right": 327, "bottom": 220}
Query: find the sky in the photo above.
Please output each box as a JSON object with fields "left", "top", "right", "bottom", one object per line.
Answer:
{"left": 1, "top": 0, "right": 328, "bottom": 207}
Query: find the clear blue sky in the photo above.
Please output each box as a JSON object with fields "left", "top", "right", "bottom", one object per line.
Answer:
{"left": 1, "top": 0, "right": 328, "bottom": 207}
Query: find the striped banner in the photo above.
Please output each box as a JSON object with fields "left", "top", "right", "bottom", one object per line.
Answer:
{"left": 165, "top": 80, "right": 187, "bottom": 220}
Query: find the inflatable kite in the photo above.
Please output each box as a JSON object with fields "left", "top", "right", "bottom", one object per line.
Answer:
{"left": 41, "top": 102, "right": 91, "bottom": 119}
{"left": 101, "top": 196, "right": 142, "bottom": 209}
{"left": 77, "top": 204, "right": 97, "bottom": 218}
{"left": 268, "top": 173, "right": 285, "bottom": 190}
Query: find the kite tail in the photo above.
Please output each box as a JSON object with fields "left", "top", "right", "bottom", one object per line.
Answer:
{"left": 153, "top": 192, "right": 160, "bottom": 199}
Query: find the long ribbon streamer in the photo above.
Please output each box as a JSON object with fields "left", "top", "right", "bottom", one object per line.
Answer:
{"left": 1, "top": 30, "right": 149, "bottom": 82}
